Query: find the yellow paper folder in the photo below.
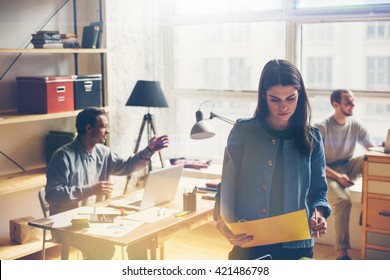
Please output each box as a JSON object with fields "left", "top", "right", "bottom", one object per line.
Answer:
{"left": 224, "top": 209, "right": 311, "bottom": 248}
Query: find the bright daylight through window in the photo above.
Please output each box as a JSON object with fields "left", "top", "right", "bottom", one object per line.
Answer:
{"left": 168, "top": 0, "right": 390, "bottom": 161}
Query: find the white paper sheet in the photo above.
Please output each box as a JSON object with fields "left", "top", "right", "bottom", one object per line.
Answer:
{"left": 123, "top": 207, "right": 181, "bottom": 223}
{"left": 85, "top": 219, "right": 144, "bottom": 237}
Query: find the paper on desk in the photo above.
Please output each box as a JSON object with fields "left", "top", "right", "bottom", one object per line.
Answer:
{"left": 124, "top": 207, "right": 181, "bottom": 223}
{"left": 224, "top": 209, "right": 311, "bottom": 248}
{"left": 76, "top": 206, "right": 121, "bottom": 215}
{"left": 84, "top": 220, "right": 144, "bottom": 238}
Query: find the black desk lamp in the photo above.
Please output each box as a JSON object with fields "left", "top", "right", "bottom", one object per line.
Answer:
{"left": 190, "top": 101, "right": 235, "bottom": 140}
{"left": 125, "top": 80, "right": 168, "bottom": 193}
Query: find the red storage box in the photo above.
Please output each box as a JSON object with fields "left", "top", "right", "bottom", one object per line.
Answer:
{"left": 17, "top": 76, "right": 74, "bottom": 114}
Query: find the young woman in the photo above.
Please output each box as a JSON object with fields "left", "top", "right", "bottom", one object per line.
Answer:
{"left": 214, "top": 59, "right": 331, "bottom": 260}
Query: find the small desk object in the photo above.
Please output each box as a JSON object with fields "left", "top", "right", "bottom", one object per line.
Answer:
{"left": 361, "top": 151, "right": 390, "bottom": 259}
{"left": 28, "top": 183, "right": 214, "bottom": 260}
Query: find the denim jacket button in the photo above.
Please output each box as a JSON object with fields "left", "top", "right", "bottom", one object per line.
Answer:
{"left": 262, "top": 184, "right": 267, "bottom": 191}
{"left": 267, "top": 160, "right": 273, "bottom": 166}
{"left": 271, "top": 139, "right": 277, "bottom": 145}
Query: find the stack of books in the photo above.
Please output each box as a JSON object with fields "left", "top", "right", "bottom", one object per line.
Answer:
{"left": 197, "top": 179, "right": 221, "bottom": 193}
{"left": 60, "top": 33, "right": 80, "bottom": 48}
{"left": 31, "top": 31, "right": 63, "bottom": 49}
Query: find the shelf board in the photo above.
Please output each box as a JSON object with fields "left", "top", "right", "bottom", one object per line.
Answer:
{"left": 0, "top": 168, "right": 46, "bottom": 196}
{"left": 0, "top": 48, "right": 108, "bottom": 54}
{"left": 0, "top": 110, "right": 80, "bottom": 125}
{"left": 0, "top": 107, "right": 110, "bottom": 125}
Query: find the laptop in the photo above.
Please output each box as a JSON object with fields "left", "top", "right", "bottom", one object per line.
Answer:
{"left": 368, "top": 129, "right": 390, "bottom": 154}
{"left": 108, "top": 164, "right": 184, "bottom": 211}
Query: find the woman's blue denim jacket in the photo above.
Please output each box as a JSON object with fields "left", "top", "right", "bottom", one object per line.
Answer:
{"left": 214, "top": 117, "right": 331, "bottom": 248}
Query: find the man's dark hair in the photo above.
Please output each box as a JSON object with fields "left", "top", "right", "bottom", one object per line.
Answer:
{"left": 330, "top": 89, "right": 349, "bottom": 106}
{"left": 76, "top": 107, "right": 106, "bottom": 136}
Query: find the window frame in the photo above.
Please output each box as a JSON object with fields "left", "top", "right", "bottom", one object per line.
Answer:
{"left": 162, "top": 1, "right": 390, "bottom": 160}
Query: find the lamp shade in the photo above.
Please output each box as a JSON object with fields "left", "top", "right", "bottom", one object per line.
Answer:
{"left": 190, "top": 109, "right": 216, "bottom": 139}
{"left": 126, "top": 80, "right": 168, "bottom": 108}
{"left": 190, "top": 120, "right": 216, "bottom": 139}
{"left": 190, "top": 104, "right": 235, "bottom": 139}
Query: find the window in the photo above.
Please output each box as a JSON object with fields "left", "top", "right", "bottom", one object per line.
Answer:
{"left": 167, "top": 1, "right": 390, "bottom": 161}
{"left": 174, "top": 0, "right": 282, "bottom": 15}
{"left": 172, "top": 21, "right": 286, "bottom": 91}
{"left": 229, "top": 58, "right": 251, "bottom": 90}
{"left": 367, "top": 22, "right": 390, "bottom": 39}
{"left": 306, "top": 57, "right": 332, "bottom": 89}
{"left": 300, "top": 21, "right": 390, "bottom": 92}
{"left": 367, "top": 56, "right": 390, "bottom": 90}
{"left": 296, "top": 0, "right": 390, "bottom": 8}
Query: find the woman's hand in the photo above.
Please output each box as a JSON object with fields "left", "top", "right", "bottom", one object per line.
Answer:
{"left": 216, "top": 219, "right": 253, "bottom": 246}
{"left": 310, "top": 208, "right": 327, "bottom": 238}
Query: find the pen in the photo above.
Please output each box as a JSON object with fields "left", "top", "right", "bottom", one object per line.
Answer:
{"left": 175, "top": 210, "right": 190, "bottom": 217}
{"left": 314, "top": 207, "right": 320, "bottom": 239}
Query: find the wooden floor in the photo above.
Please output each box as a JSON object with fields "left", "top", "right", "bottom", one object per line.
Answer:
{"left": 19, "top": 222, "right": 360, "bottom": 260}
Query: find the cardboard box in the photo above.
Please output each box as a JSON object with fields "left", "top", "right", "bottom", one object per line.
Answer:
{"left": 9, "top": 216, "right": 40, "bottom": 244}
{"left": 17, "top": 76, "right": 74, "bottom": 114}
{"left": 73, "top": 74, "right": 102, "bottom": 109}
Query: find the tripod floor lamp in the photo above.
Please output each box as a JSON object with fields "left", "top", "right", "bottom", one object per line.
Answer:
{"left": 125, "top": 80, "right": 168, "bottom": 192}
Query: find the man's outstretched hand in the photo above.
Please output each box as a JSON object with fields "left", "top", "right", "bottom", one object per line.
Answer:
{"left": 148, "top": 135, "right": 169, "bottom": 152}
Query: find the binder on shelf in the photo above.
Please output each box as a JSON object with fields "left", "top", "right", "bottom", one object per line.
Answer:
{"left": 81, "top": 24, "right": 100, "bottom": 49}
{"left": 45, "top": 131, "right": 76, "bottom": 163}
{"left": 89, "top": 21, "right": 104, "bottom": 48}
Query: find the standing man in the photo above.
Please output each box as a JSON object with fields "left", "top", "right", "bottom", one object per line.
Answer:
{"left": 45, "top": 107, "right": 169, "bottom": 259}
{"left": 314, "top": 89, "right": 374, "bottom": 260}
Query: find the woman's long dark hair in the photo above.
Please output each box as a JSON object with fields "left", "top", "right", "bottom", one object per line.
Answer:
{"left": 254, "top": 59, "right": 312, "bottom": 156}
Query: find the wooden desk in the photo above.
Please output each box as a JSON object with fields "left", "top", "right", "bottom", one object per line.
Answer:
{"left": 28, "top": 177, "right": 216, "bottom": 260}
{"left": 361, "top": 151, "right": 390, "bottom": 259}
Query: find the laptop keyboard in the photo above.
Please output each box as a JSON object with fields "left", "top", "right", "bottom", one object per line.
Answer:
{"left": 369, "top": 146, "right": 385, "bottom": 153}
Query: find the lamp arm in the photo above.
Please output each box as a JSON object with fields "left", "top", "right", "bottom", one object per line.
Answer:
{"left": 210, "top": 112, "right": 235, "bottom": 125}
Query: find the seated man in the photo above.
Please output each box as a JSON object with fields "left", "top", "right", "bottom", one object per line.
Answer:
{"left": 45, "top": 107, "right": 169, "bottom": 259}
{"left": 314, "top": 89, "right": 374, "bottom": 260}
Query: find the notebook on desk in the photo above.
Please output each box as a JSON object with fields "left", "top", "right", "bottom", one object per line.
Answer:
{"left": 108, "top": 164, "right": 184, "bottom": 211}
{"left": 368, "top": 129, "right": 390, "bottom": 153}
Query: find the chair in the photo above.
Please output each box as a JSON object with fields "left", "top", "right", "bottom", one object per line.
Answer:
{"left": 38, "top": 187, "right": 55, "bottom": 260}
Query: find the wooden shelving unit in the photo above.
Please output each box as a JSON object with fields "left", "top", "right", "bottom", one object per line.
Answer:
{"left": 0, "top": 110, "right": 80, "bottom": 125}
{"left": 0, "top": 236, "right": 57, "bottom": 260}
{"left": 0, "top": 106, "right": 110, "bottom": 125}
{"left": 0, "top": 168, "right": 46, "bottom": 197}
{"left": 0, "top": 0, "right": 108, "bottom": 260}
{"left": 0, "top": 48, "right": 108, "bottom": 54}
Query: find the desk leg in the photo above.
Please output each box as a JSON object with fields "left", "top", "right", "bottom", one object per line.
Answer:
{"left": 61, "top": 234, "right": 71, "bottom": 260}
{"left": 149, "top": 237, "right": 158, "bottom": 260}
{"left": 147, "top": 237, "right": 164, "bottom": 260}
{"left": 159, "top": 245, "right": 164, "bottom": 260}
